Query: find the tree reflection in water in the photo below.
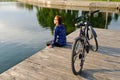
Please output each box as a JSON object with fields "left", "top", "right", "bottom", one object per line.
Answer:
{"left": 19, "top": 3, "right": 120, "bottom": 34}
{"left": 36, "top": 7, "right": 77, "bottom": 35}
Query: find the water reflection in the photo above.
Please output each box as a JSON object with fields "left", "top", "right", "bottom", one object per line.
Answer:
{"left": 83, "top": 11, "right": 120, "bottom": 29}
{"left": 0, "top": 2, "right": 52, "bottom": 73}
{"left": 21, "top": 3, "right": 120, "bottom": 32}
{"left": 0, "top": 0, "right": 16, "bottom": 2}
{"left": 36, "top": 7, "right": 78, "bottom": 34}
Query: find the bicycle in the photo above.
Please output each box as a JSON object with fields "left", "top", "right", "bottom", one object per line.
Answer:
{"left": 71, "top": 10, "right": 99, "bottom": 75}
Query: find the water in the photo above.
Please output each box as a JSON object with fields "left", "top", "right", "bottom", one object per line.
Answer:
{"left": 0, "top": 2, "right": 53, "bottom": 73}
{"left": 0, "top": 1, "right": 120, "bottom": 73}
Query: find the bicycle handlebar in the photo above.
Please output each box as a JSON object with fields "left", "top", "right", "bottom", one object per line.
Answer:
{"left": 73, "top": 10, "right": 100, "bottom": 22}
{"left": 89, "top": 10, "right": 100, "bottom": 16}
{"left": 72, "top": 16, "right": 84, "bottom": 22}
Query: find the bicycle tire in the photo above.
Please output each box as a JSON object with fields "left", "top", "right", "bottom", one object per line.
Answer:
{"left": 71, "top": 39, "right": 84, "bottom": 75}
{"left": 80, "top": 57, "right": 85, "bottom": 73}
{"left": 88, "top": 28, "right": 98, "bottom": 51}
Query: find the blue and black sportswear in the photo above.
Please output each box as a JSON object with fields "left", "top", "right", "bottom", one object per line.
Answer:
{"left": 52, "top": 24, "right": 66, "bottom": 47}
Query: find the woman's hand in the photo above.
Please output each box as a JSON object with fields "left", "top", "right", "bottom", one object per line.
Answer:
{"left": 48, "top": 45, "right": 52, "bottom": 48}
{"left": 46, "top": 45, "right": 53, "bottom": 48}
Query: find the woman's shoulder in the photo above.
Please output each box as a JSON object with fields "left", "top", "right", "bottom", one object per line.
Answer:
{"left": 59, "top": 24, "right": 65, "bottom": 28}
{"left": 56, "top": 24, "right": 65, "bottom": 30}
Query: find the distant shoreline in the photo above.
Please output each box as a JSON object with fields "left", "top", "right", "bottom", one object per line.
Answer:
{"left": 17, "top": 0, "right": 120, "bottom": 9}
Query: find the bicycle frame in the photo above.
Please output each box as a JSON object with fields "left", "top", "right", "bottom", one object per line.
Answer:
{"left": 71, "top": 10, "right": 99, "bottom": 75}
{"left": 74, "top": 10, "right": 99, "bottom": 53}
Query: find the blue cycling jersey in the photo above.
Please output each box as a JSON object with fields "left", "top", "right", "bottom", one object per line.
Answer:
{"left": 52, "top": 24, "right": 66, "bottom": 47}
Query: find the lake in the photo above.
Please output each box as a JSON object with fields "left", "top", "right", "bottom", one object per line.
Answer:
{"left": 0, "top": 1, "right": 120, "bottom": 73}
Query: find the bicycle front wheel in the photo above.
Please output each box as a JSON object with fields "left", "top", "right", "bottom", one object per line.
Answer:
{"left": 71, "top": 39, "right": 84, "bottom": 75}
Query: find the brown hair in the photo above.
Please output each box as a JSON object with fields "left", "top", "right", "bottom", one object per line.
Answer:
{"left": 55, "top": 15, "right": 62, "bottom": 24}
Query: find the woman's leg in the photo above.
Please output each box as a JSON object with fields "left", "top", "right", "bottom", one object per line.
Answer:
{"left": 54, "top": 42, "right": 62, "bottom": 47}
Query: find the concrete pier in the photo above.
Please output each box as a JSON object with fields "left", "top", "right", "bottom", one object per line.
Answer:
{"left": 0, "top": 28, "right": 120, "bottom": 80}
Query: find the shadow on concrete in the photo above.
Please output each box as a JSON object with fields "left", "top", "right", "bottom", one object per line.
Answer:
{"left": 70, "top": 45, "right": 120, "bottom": 79}
{"left": 77, "top": 68, "right": 120, "bottom": 80}
{"left": 76, "top": 45, "right": 120, "bottom": 79}
{"left": 62, "top": 41, "right": 120, "bottom": 80}
{"left": 97, "top": 46, "right": 120, "bottom": 57}
{"left": 64, "top": 41, "right": 120, "bottom": 58}
{"left": 62, "top": 42, "right": 73, "bottom": 49}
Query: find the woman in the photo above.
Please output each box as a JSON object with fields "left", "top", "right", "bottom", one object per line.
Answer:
{"left": 47, "top": 15, "right": 67, "bottom": 48}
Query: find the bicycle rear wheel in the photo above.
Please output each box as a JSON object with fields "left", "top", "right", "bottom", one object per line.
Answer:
{"left": 71, "top": 39, "right": 84, "bottom": 75}
{"left": 88, "top": 28, "right": 98, "bottom": 51}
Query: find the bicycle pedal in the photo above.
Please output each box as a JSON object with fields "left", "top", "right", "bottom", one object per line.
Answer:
{"left": 85, "top": 45, "right": 89, "bottom": 53}
{"left": 79, "top": 54, "right": 82, "bottom": 59}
